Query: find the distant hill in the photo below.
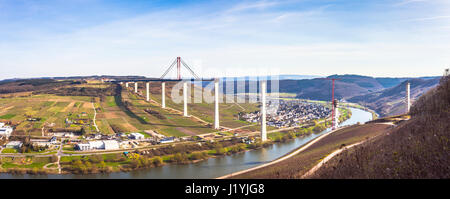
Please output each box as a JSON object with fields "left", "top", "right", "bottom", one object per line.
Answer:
{"left": 312, "top": 75, "right": 450, "bottom": 178}
{"left": 374, "top": 77, "right": 411, "bottom": 88}
{"left": 220, "top": 75, "right": 321, "bottom": 81}
{"left": 0, "top": 76, "right": 151, "bottom": 94}
{"left": 222, "top": 75, "right": 439, "bottom": 104}
{"left": 0, "top": 79, "right": 83, "bottom": 94}
{"left": 278, "top": 78, "right": 379, "bottom": 100}
{"left": 0, "top": 75, "right": 147, "bottom": 83}
{"left": 278, "top": 74, "right": 419, "bottom": 101}
{"left": 348, "top": 78, "right": 440, "bottom": 117}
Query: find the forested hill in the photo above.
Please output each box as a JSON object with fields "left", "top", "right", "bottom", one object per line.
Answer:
{"left": 274, "top": 75, "right": 439, "bottom": 101}
{"left": 312, "top": 75, "right": 450, "bottom": 179}
{"left": 348, "top": 77, "right": 440, "bottom": 117}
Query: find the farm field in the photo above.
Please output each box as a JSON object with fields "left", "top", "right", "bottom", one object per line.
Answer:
{"left": 0, "top": 94, "right": 95, "bottom": 136}
{"left": 118, "top": 82, "right": 262, "bottom": 136}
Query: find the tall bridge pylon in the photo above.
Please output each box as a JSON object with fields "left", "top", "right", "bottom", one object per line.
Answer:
{"left": 160, "top": 57, "right": 200, "bottom": 80}
{"left": 322, "top": 78, "right": 340, "bottom": 130}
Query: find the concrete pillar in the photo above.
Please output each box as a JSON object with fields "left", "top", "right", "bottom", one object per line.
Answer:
{"left": 260, "top": 81, "right": 267, "bottom": 142}
{"left": 125, "top": 82, "right": 129, "bottom": 88}
{"left": 406, "top": 82, "right": 411, "bottom": 113}
{"left": 135, "top": 82, "right": 138, "bottom": 93}
{"left": 334, "top": 108, "right": 339, "bottom": 129}
{"left": 214, "top": 79, "right": 220, "bottom": 129}
{"left": 162, "top": 82, "right": 166, "bottom": 108}
{"left": 146, "top": 82, "right": 150, "bottom": 102}
{"left": 183, "top": 82, "right": 188, "bottom": 117}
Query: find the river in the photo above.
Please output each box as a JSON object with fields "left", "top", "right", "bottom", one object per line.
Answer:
{"left": 0, "top": 107, "right": 372, "bottom": 179}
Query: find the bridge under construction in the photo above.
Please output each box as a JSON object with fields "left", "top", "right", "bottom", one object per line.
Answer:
{"left": 112, "top": 57, "right": 413, "bottom": 142}
{"left": 112, "top": 57, "right": 269, "bottom": 141}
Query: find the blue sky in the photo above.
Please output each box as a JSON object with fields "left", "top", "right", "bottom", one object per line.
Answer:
{"left": 0, "top": 0, "right": 449, "bottom": 80}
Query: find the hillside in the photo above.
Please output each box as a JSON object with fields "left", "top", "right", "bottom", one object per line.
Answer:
{"left": 311, "top": 75, "right": 450, "bottom": 178}
{"left": 348, "top": 78, "right": 440, "bottom": 117}
{"left": 0, "top": 79, "right": 84, "bottom": 94}
{"left": 230, "top": 123, "right": 391, "bottom": 179}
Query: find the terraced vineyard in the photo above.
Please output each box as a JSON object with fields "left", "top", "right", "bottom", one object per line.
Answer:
{"left": 0, "top": 94, "right": 95, "bottom": 136}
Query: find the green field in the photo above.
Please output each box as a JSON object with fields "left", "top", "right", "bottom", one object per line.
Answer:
{"left": 0, "top": 94, "right": 95, "bottom": 135}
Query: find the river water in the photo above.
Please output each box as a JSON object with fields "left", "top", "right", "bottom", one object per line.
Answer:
{"left": 0, "top": 107, "right": 372, "bottom": 179}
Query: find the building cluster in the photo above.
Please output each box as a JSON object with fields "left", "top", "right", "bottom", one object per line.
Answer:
{"left": 3, "top": 136, "right": 59, "bottom": 151}
{"left": 74, "top": 131, "right": 178, "bottom": 151}
{"left": 241, "top": 100, "right": 331, "bottom": 128}
{"left": 0, "top": 127, "right": 180, "bottom": 152}
{"left": 30, "top": 137, "right": 58, "bottom": 148}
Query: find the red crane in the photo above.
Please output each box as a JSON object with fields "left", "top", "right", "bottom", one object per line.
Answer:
{"left": 324, "top": 78, "right": 340, "bottom": 130}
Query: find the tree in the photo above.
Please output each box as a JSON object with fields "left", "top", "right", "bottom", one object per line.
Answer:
{"left": 153, "top": 156, "right": 163, "bottom": 166}
{"left": 89, "top": 154, "right": 103, "bottom": 163}
{"left": 98, "top": 161, "right": 106, "bottom": 169}
{"left": 214, "top": 146, "right": 226, "bottom": 155}
{"left": 50, "top": 155, "right": 58, "bottom": 162}
{"left": 84, "top": 161, "right": 92, "bottom": 169}
{"left": 172, "top": 153, "right": 188, "bottom": 163}
{"left": 130, "top": 159, "right": 139, "bottom": 168}
{"left": 80, "top": 127, "right": 87, "bottom": 135}
{"left": 190, "top": 152, "right": 206, "bottom": 160}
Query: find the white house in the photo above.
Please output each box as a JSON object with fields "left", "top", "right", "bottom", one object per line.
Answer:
{"left": 6, "top": 141, "right": 23, "bottom": 149}
{"left": 129, "top": 133, "right": 145, "bottom": 140}
{"left": 0, "top": 126, "right": 13, "bottom": 138}
{"left": 88, "top": 140, "right": 104, "bottom": 149}
{"left": 52, "top": 132, "right": 75, "bottom": 138}
{"left": 75, "top": 140, "right": 119, "bottom": 151}
{"left": 159, "top": 137, "right": 175, "bottom": 144}
{"left": 103, "top": 140, "right": 119, "bottom": 150}
{"left": 76, "top": 143, "right": 90, "bottom": 151}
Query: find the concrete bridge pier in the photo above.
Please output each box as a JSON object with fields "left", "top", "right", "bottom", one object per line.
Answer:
{"left": 334, "top": 109, "right": 339, "bottom": 129}
{"left": 146, "top": 82, "right": 150, "bottom": 102}
{"left": 183, "top": 82, "right": 188, "bottom": 117}
{"left": 162, "top": 82, "right": 166, "bottom": 108}
{"left": 214, "top": 78, "right": 220, "bottom": 129}
{"left": 260, "top": 80, "right": 267, "bottom": 142}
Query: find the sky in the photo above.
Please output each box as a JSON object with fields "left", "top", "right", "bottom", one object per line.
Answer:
{"left": 0, "top": 0, "right": 449, "bottom": 80}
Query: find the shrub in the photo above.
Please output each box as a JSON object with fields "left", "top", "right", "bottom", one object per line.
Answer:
{"left": 152, "top": 156, "right": 163, "bottom": 166}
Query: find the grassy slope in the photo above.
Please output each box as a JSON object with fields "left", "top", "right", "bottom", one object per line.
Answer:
{"left": 231, "top": 123, "right": 390, "bottom": 178}
{"left": 116, "top": 82, "right": 260, "bottom": 136}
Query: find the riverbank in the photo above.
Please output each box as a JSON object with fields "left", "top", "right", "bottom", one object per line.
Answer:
{"left": 226, "top": 122, "right": 391, "bottom": 179}
{"left": 0, "top": 126, "right": 331, "bottom": 176}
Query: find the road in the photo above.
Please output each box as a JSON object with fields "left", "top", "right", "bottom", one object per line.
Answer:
{"left": 301, "top": 122, "right": 394, "bottom": 178}
{"left": 92, "top": 102, "right": 99, "bottom": 132}
{"left": 300, "top": 141, "right": 363, "bottom": 178}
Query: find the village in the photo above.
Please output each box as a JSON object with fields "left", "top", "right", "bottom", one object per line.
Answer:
{"left": 240, "top": 100, "right": 332, "bottom": 128}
